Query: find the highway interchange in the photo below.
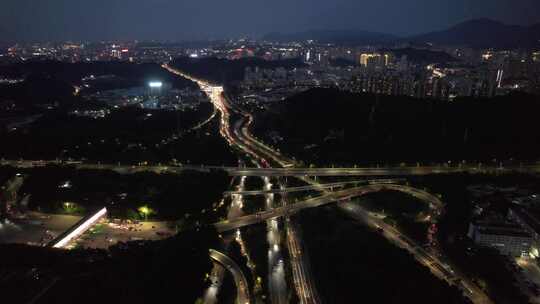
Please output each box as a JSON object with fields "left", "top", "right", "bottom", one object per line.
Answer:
{"left": 164, "top": 64, "right": 494, "bottom": 304}
{"left": 0, "top": 64, "right": 507, "bottom": 304}
{"left": 164, "top": 64, "right": 323, "bottom": 303}
{"left": 172, "top": 63, "right": 495, "bottom": 304}
{"left": 213, "top": 183, "right": 444, "bottom": 232}
{"left": 223, "top": 179, "right": 406, "bottom": 196}
{"left": 3, "top": 159, "right": 540, "bottom": 178}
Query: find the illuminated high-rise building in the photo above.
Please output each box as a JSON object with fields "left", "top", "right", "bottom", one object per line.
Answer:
{"left": 384, "top": 53, "right": 390, "bottom": 66}
{"left": 359, "top": 53, "right": 389, "bottom": 69}
{"left": 533, "top": 51, "right": 540, "bottom": 62}
{"left": 359, "top": 53, "right": 380, "bottom": 66}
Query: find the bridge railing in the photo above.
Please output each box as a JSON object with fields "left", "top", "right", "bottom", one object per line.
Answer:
{"left": 48, "top": 207, "right": 107, "bottom": 248}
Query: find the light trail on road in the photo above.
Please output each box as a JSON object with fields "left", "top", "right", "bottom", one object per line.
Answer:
{"left": 281, "top": 179, "right": 321, "bottom": 304}
{"left": 161, "top": 63, "right": 491, "bottom": 304}
{"left": 215, "top": 183, "right": 443, "bottom": 231}
{"left": 4, "top": 159, "right": 540, "bottom": 178}
{"left": 203, "top": 262, "right": 225, "bottom": 304}
{"left": 164, "top": 64, "right": 292, "bottom": 303}
{"left": 164, "top": 64, "right": 255, "bottom": 304}
{"left": 338, "top": 202, "right": 491, "bottom": 304}
{"left": 221, "top": 81, "right": 320, "bottom": 304}
{"left": 264, "top": 177, "right": 288, "bottom": 304}
{"left": 209, "top": 249, "right": 251, "bottom": 304}
{"left": 167, "top": 64, "right": 292, "bottom": 303}
{"left": 227, "top": 87, "right": 320, "bottom": 303}
{"left": 232, "top": 176, "right": 264, "bottom": 300}
{"left": 295, "top": 172, "right": 492, "bottom": 304}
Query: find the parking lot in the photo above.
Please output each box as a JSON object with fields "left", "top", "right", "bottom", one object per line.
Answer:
{"left": 0, "top": 212, "right": 175, "bottom": 249}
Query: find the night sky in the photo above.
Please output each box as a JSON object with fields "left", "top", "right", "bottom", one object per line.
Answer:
{"left": 1, "top": 0, "right": 539, "bottom": 41}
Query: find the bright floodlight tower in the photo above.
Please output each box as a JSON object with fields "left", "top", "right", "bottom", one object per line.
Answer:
{"left": 148, "top": 81, "right": 163, "bottom": 96}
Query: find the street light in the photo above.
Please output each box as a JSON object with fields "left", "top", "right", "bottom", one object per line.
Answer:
{"left": 138, "top": 205, "right": 154, "bottom": 221}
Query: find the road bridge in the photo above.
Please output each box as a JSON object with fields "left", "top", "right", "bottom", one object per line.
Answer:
{"left": 209, "top": 249, "right": 251, "bottom": 304}
{"left": 224, "top": 179, "right": 405, "bottom": 196}
{"left": 3, "top": 159, "right": 539, "bottom": 177}
{"left": 215, "top": 183, "right": 442, "bottom": 232}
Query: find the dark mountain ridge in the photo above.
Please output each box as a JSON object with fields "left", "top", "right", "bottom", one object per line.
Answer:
{"left": 409, "top": 18, "right": 540, "bottom": 49}
{"left": 263, "top": 29, "right": 398, "bottom": 45}
{"left": 264, "top": 19, "right": 540, "bottom": 49}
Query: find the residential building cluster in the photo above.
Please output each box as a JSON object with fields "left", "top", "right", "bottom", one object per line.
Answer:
{"left": 240, "top": 46, "right": 540, "bottom": 102}
{"left": 83, "top": 82, "right": 206, "bottom": 111}
{"left": 467, "top": 184, "right": 540, "bottom": 258}
{"left": 1, "top": 39, "right": 538, "bottom": 103}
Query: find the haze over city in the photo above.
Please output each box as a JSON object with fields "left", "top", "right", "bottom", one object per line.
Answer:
{"left": 1, "top": 0, "right": 540, "bottom": 41}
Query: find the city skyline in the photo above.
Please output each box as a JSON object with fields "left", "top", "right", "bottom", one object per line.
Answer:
{"left": 1, "top": 1, "right": 540, "bottom": 303}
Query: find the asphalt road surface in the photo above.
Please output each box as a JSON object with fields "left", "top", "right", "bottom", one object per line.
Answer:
{"left": 214, "top": 183, "right": 443, "bottom": 232}
{"left": 209, "top": 249, "right": 251, "bottom": 304}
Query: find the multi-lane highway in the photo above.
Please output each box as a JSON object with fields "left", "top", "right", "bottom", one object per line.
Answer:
{"left": 338, "top": 202, "right": 492, "bottom": 304}
{"left": 289, "top": 173, "right": 492, "bottom": 304}
{"left": 224, "top": 163, "right": 540, "bottom": 176}
{"left": 164, "top": 64, "right": 259, "bottom": 304}
{"left": 221, "top": 176, "right": 492, "bottom": 304}
{"left": 263, "top": 177, "right": 289, "bottom": 304}
{"left": 99, "top": 63, "right": 499, "bottom": 303}
{"left": 0, "top": 57, "right": 517, "bottom": 304}
{"left": 163, "top": 64, "right": 293, "bottom": 303}
{"left": 291, "top": 164, "right": 492, "bottom": 304}
{"left": 203, "top": 177, "right": 247, "bottom": 304}
{"left": 230, "top": 176, "right": 264, "bottom": 300}
{"left": 285, "top": 217, "right": 320, "bottom": 304}
{"left": 280, "top": 178, "right": 321, "bottom": 304}
{"left": 163, "top": 63, "right": 490, "bottom": 304}
{"left": 215, "top": 78, "right": 320, "bottom": 303}
{"left": 0, "top": 63, "right": 508, "bottom": 304}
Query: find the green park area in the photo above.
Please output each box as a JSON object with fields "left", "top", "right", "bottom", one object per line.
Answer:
{"left": 2, "top": 165, "right": 231, "bottom": 224}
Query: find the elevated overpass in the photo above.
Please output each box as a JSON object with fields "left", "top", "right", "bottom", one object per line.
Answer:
{"left": 209, "top": 249, "right": 251, "bottom": 304}
{"left": 223, "top": 163, "right": 540, "bottom": 176}
{"left": 224, "top": 179, "right": 405, "bottom": 196}
{"left": 214, "top": 183, "right": 443, "bottom": 232}
{"left": 2, "top": 159, "right": 540, "bottom": 177}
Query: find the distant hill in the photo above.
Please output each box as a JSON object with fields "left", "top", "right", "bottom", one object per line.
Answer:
{"left": 0, "top": 61, "right": 197, "bottom": 108}
{"left": 263, "top": 30, "right": 397, "bottom": 45}
{"left": 409, "top": 18, "right": 540, "bottom": 49}
{"left": 252, "top": 87, "right": 540, "bottom": 165}
{"left": 0, "top": 61, "right": 196, "bottom": 89}
{"left": 170, "top": 56, "right": 306, "bottom": 84}
{"left": 263, "top": 19, "right": 540, "bottom": 49}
